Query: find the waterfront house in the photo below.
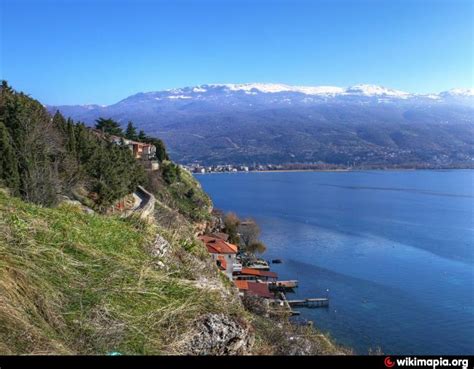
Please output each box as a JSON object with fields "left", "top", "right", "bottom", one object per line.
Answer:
{"left": 234, "top": 267, "right": 278, "bottom": 282}
{"left": 234, "top": 280, "right": 274, "bottom": 299}
{"left": 199, "top": 235, "right": 241, "bottom": 279}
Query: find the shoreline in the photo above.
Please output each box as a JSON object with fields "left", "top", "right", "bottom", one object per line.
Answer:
{"left": 194, "top": 167, "right": 473, "bottom": 175}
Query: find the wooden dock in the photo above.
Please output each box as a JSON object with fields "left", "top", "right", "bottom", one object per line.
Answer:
{"left": 288, "top": 298, "right": 329, "bottom": 308}
{"left": 276, "top": 292, "right": 301, "bottom": 316}
{"left": 267, "top": 280, "right": 299, "bottom": 292}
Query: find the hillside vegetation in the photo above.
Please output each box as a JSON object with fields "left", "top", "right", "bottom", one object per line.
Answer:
{"left": 0, "top": 83, "right": 348, "bottom": 355}
{"left": 0, "top": 189, "right": 244, "bottom": 354}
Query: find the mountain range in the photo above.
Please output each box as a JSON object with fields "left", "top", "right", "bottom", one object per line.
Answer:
{"left": 48, "top": 83, "right": 474, "bottom": 167}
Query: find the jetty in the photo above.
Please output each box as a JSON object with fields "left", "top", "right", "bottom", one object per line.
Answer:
{"left": 276, "top": 292, "right": 301, "bottom": 316}
{"left": 267, "top": 280, "right": 299, "bottom": 292}
{"left": 288, "top": 298, "right": 329, "bottom": 308}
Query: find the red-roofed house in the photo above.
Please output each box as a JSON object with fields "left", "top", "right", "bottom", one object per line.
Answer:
{"left": 233, "top": 280, "right": 274, "bottom": 299}
{"left": 199, "top": 235, "right": 241, "bottom": 279}
{"left": 235, "top": 267, "right": 278, "bottom": 282}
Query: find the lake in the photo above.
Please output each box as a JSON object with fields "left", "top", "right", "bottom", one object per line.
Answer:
{"left": 196, "top": 170, "right": 474, "bottom": 354}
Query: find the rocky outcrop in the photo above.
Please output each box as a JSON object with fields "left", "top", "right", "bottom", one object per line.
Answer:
{"left": 181, "top": 313, "right": 254, "bottom": 355}
{"left": 148, "top": 234, "right": 170, "bottom": 258}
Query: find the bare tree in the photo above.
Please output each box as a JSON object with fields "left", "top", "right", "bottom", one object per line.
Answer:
{"left": 239, "top": 219, "right": 260, "bottom": 248}
{"left": 239, "top": 219, "right": 267, "bottom": 254}
{"left": 223, "top": 212, "right": 240, "bottom": 244}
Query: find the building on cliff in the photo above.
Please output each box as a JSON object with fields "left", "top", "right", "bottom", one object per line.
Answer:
{"left": 199, "top": 235, "right": 241, "bottom": 279}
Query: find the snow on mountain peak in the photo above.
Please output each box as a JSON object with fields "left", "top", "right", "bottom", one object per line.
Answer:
{"left": 345, "top": 84, "right": 410, "bottom": 97}
{"left": 211, "top": 83, "right": 345, "bottom": 95}
{"left": 440, "top": 88, "right": 474, "bottom": 97}
{"left": 132, "top": 83, "right": 473, "bottom": 102}
{"left": 209, "top": 83, "right": 413, "bottom": 97}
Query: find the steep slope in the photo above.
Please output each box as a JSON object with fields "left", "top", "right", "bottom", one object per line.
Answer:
{"left": 48, "top": 83, "right": 474, "bottom": 167}
{"left": 0, "top": 189, "right": 249, "bottom": 354}
{"left": 0, "top": 83, "right": 348, "bottom": 355}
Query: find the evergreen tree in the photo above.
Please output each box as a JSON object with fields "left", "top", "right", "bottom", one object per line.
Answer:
{"left": 0, "top": 121, "right": 20, "bottom": 193}
{"left": 1, "top": 82, "right": 148, "bottom": 209}
{"left": 138, "top": 130, "right": 147, "bottom": 141}
{"left": 95, "top": 117, "right": 123, "bottom": 136}
{"left": 52, "top": 110, "right": 67, "bottom": 132}
{"left": 65, "top": 118, "right": 77, "bottom": 155}
{"left": 125, "top": 121, "right": 138, "bottom": 141}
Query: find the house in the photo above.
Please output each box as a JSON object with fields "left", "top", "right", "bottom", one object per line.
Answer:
{"left": 199, "top": 235, "right": 241, "bottom": 279}
{"left": 131, "top": 141, "right": 156, "bottom": 160}
{"left": 234, "top": 267, "right": 278, "bottom": 282}
{"left": 234, "top": 280, "right": 274, "bottom": 299}
{"left": 91, "top": 129, "right": 157, "bottom": 161}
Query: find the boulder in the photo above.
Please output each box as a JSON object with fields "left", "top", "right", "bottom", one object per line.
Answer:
{"left": 182, "top": 313, "right": 253, "bottom": 355}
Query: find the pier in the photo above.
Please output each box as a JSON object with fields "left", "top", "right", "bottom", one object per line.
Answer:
{"left": 267, "top": 280, "right": 299, "bottom": 292}
{"left": 288, "top": 298, "right": 329, "bottom": 308}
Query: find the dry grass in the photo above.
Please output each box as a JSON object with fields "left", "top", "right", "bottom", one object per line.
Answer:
{"left": 0, "top": 191, "right": 240, "bottom": 355}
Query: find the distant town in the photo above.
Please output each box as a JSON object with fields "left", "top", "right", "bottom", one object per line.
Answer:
{"left": 184, "top": 163, "right": 278, "bottom": 174}
{"left": 183, "top": 161, "right": 474, "bottom": 174}
{"left": 183, "top": 162, "right": 354, "bottom": 174}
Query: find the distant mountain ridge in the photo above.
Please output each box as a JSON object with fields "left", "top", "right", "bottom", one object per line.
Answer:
{"left": 48, "top": 83, "right": 474, "bottom": 167}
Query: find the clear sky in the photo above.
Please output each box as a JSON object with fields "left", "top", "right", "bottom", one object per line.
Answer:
{"left": 1, "top": 0, "right": 473, "bottom": 105}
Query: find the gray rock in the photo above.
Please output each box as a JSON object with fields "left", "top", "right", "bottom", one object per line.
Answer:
{"left": 183, "top": 313, "right": 253, "bottom": 355}
{"left": 149, "top": 234, "right": 170, "bottom": 258}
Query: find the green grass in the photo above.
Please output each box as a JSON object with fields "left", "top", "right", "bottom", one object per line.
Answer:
{"left": 156, "top": 162, "right": 212, "bottom": 223}
{"left": 0, "top": 190, "right": 234, "bottom": 355}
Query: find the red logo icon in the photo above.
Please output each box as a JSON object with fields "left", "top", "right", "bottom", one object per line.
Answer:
{"left": 384, "top": 357, "right": 395, "bottom": 368}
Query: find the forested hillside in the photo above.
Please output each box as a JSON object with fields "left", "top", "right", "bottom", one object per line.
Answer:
{"left": 0, "top": 82, "right": 146, "bottom": 208}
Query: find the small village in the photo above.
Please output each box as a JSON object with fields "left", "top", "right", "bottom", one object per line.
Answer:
{"left": 198, "top": 232, "right": 329, "bottom": 316}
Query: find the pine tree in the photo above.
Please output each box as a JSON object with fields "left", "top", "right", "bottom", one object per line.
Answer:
{"left": 95, "top": 117, "right": 123, "bottom": 136}
{"left": 125, "top": 121, "right": 138, "bottom": 141}
{"left": 138, "top": 130, "right": 147, "bottom": 142}
{"left": 52, "top": 110, "right": 67, "bottom": 132}
{"left": 66, "top": 118, "right": 77, "bottom": 155}
{"left": 0, "top": 121, "right": 20, "bottom": 193}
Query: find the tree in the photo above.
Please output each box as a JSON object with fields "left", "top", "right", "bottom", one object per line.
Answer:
{"left": 0, "top": 81, "right": 59, "bottom": 205}
{"left": 161, "top": 161, "right": 180, "bottom": 184}
{"left": 65, "top": 118, "right": 77, "bottom": 155}
{"left": 138, "top": 130, "right": 147, "bottom": 142}
{"left": 239, "top": 219, "right": 260, "bottom": 248}
{"left": 125, "top": 121, "right": 138, "bottom": 141}
{"left": 0, "top": 121, "right": 20, "bottom": 193}
{"left": 0, "top": 82, "right": 148, "bottom": 210}
{"left": 95, "top": 117, "right": 123, "bottom": 136}
{"left": 246, "top": 241, "right": 267, "bottom": 255}
{"left": 223, "top": 212, "right": 240, "bottom": 244}
{"left": 239, "top": 218, "right": 267, "bottom": 255}
{"left": 52, "top": 110, "right": 67, "bottom": 131}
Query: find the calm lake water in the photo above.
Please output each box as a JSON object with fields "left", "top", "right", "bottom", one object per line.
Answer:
{"left": 196, "top": 170, "right": 474, "bottom": 354}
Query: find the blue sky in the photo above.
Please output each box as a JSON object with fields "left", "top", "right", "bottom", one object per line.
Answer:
{"left": 1, "top": 0, "right": 473, "bottom": 105}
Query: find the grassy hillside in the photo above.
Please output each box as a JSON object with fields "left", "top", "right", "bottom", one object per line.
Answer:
{"left": 0, "top": 189, "right": 241, "bottom": 354}
{"left": 0, "top": 82, "right": 348, "bottom": 356}
{"left": 0, "top": 188, "right": 348, "bottom": 355}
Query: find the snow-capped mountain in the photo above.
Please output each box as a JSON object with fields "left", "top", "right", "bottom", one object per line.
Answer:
{"left": 53, "top": 83, "right": 473, "bottom": 111}
{"left": 48, "top": 83, "right": 474, "bottom": 167}
{"left": 122, "top": 82, "right": 474, "bottom": 102}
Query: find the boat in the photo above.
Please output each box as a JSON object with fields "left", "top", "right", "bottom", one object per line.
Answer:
{"left": 272, "top": 259, "right": 283, "bottom": 264}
